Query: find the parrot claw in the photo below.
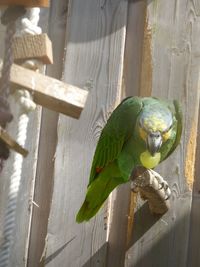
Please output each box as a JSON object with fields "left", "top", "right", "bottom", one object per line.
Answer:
{"left": 159, "top": 181, "right": 169, "bottom": 191}
{"left": 165, "top": 187, "right": 171, "bottom": 200}
{"left": 149, "top": 169, "right": 171, "bottom": 200}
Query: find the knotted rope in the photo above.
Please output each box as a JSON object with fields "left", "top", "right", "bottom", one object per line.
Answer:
{"left": 0, "top": 8, "right": 40, "bottom": 266}
{"left": 0, "top": 6, "right": 26, "bottom": 170}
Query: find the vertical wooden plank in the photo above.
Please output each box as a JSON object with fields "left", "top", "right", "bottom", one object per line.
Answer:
{"left": 44, "top": 0, "right": 128, "bottom": 266}
{"left": 123, "top": 0, "right": 147, "bottom": 97}
{"left": 126, "top": 1, "right": 200, "bottom": 267}
{"left": 187, "top": 98, "right": 200, "bottom": 265}
{"left": 27, "top": 1, "right": 68, "bottom": 266}
{"left": 107, "top": 1, "right": 147, "bottom": 266}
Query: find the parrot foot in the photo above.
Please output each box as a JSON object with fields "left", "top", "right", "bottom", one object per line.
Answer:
{"left": 150, "top": 169, "right": 171, "bottom": 200}
{"left": 130, "top": 166, "right": 171, "bottom": 214}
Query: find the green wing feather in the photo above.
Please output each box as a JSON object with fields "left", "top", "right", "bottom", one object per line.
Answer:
{"left": 169, "top": 100, "right": 182, "bottom": 154}
{"left": 88, "top": 96, "right": 143, "bottom": 185}
{"left": 76, "top": 97, "right": 143, "bottom": 222}
{"left": 161, "top": 100, "right": 182, "bottom": 161}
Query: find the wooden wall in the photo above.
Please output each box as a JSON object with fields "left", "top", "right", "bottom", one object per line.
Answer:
{"left": 125, "top": 1, "right": 200, "bottom": 267}
{"left": 0, "top": 0, "right": 199, "bottom": 266}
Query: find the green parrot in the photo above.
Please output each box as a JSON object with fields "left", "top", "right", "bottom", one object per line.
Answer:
{"left": 76, "top": 97, "right": 182, "bottom": 223}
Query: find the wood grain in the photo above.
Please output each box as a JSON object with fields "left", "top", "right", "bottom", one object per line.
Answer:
{"left": 44, "top": 0, "right": 128, "bottom": 266}
{"left": 125, "top": 0, "right": 200, "bottom": 266}
{"left": 13, "top": 34, "right": 53, "bottom": 64}
{"left": 4, "top": 63, "right": 88, "bottom": 118}
{"left": 187, "top": 104, "right": 200, "bottom": 267}
{"left": 27, "top": 2, "right": 68, "bottom": 266}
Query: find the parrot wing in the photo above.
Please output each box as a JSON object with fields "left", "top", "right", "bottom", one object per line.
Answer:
{"left": 162, "top": 99, "right": 183, "bottom": 160}
{"left": 76, "top": 97, "right": 143, "bottom": 222}
{"left": 88, "top": 96, "right": 143, "bottom": 185}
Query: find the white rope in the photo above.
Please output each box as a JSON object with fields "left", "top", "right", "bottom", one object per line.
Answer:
{"left": 0, "top": 8, "right": 41, "bottom": 266}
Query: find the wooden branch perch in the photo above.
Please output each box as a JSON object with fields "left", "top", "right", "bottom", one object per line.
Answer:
{"left": 131, "top": 166, "right": 170, "bottom": 215}
{"left": 0, "top": 125, "right": 28, "bottom": 156}
{"left": 0, "top": 63, "right": 88, "bottom": 119}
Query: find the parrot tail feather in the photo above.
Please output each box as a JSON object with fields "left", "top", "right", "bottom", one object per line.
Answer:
{"left": 76, "top": 200, "right": 103, "bottom": 223}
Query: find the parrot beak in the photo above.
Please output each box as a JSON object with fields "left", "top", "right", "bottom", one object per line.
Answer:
{"left": 147, "top": 132, "right": 162, "bottom": 156}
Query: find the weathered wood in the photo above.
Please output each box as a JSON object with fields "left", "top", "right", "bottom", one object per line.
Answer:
{"left": 27, "top": 2, "right": 67, "bottom": 266}
{"left": 13, "top": 34, "right": 53, "bottom": 64}
{"left": 0, "top": 63, "right": 88, "bottom": 118}
{"left": 0, "top": 0, "right": 49, "bottom": 7}
{"left": 0, "top": 125, "right": 28, "bottom": 156}
{"left": 187, "top": 104, "right": 200, "bottom": 267}
{"left": 125, "top": 1, "right": 200, "bottom": 267}
{"left": 44, "top": 0, "right": 128, "bottom": 266}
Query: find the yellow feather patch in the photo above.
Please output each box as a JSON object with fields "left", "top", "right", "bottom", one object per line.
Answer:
{"left": 140, "top": 150, "right": 161, "bottom": 169}
{"left": 143, "top": 117, "right": 168, "bottom": 132}
{"left": 162, "top": 128, "right": 172, "bottom": 142}
{"left": 139, "top": 127, "right": 147, "bottom": 141}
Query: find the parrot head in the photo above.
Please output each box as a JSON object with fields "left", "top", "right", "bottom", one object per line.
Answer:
{"left": 138, "top": 105, "right": 173, "bottom": 156}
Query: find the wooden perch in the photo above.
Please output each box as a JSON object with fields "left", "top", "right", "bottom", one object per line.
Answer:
{"left": 13, "top": 34, "right": 53, "bottom": 64}
{"left": 131, "top": 166, "right": 170, "bottom": 215}
{"left": 0, "top": 0, "right": 49, "bottom": 7}
{"left": 0, "top": 63, "right": 88, "bottom": 118}
{"left": 0, "top": 125, "right": 28, "bottom": 156}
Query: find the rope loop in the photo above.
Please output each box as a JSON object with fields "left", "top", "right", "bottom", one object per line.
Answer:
{"left": 14, "top": 90, "right": 36, "bottom": 114}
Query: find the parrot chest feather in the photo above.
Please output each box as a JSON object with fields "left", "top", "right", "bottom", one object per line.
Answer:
{"left": 140, "top": 150, "right": 161, "bottom": 169}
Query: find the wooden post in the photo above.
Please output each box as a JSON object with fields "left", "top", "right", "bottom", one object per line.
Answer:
{"left": 0, "top": 0, "right": 49, "bottom": 7}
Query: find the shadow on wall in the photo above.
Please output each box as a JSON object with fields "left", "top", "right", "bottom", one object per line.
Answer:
{"left": 67, "top": 0, "right": 153, "bottom": 44}
{"left": 76, "top": 195, "right": 193, "bottom": 267}
{"left": 82, "top": 243, "right": 108, "bottom": 267}
{"left": 42, "top": 193, "right": 193, "bottom": 267}
{"left": 125, "top": 198, "right": 192, "bottom": 267}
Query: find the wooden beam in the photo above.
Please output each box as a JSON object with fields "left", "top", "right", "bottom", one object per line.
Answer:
{"left": 0, "top": 0, "right": 49, "bottom": 7}
{"left": 0, "top": 125, "right": 28, "bottom": 156}
{"left": 0, "top": 63, "right": 88, "bottom": 118}
{"left": 13, "top": 34, "right": 53, "bottom": 64}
